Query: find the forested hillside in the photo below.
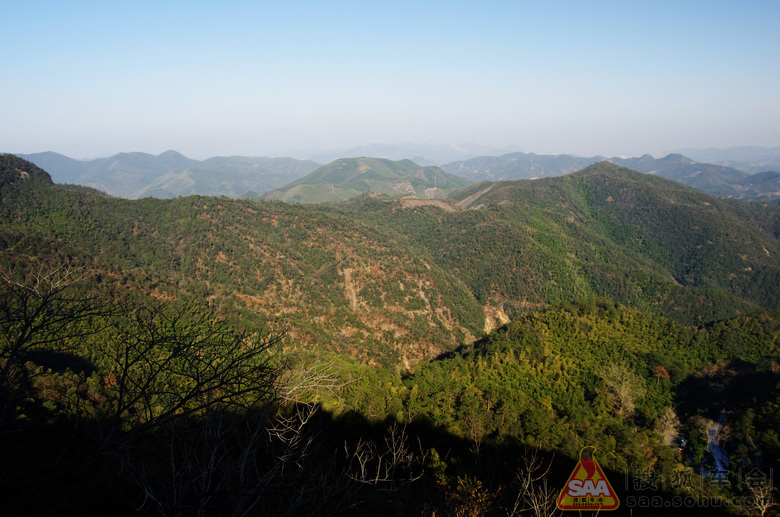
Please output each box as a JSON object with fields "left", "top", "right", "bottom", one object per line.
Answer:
{"left": 264, "top": 157, "right": 471, "bottom": 203}
{"left": 416, "top": 162, "right": 779, "bottom": 324}
{"left": 5, "top": 156, "right": 779, "bottom": 359}
{"left": 340, "top": 299, "right": 780, "bottom": 476}
{"left": 1, "top": 155, "right": 483, "bottom": 366}
{"left": 2, "top": 154, "right": 779, "bottom": 515}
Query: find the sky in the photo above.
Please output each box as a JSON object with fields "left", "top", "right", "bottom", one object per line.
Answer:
{"left": 2, "top": 0, "right": 779, "bottom": 159}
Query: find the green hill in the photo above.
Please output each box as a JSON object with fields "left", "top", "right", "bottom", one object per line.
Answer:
{"left": 264, "top": 157, "right": 472, "bottom": 203}
{"left": 0, "top": 154, "right": 483, "bottom": 366}
{"left": 131, "top": 156, "right": 321, "bottom": 198}
{"left": 344, "top": 298, "right": 780, "bottom": 463}
{"left": 1, "top": 153, "right": 55, "bottom": 190}
{"left": 736, "top": 170, "right": 780, "bottom": 200}
{"left": 423, "top": 162, "right": 780, "bottom": 323}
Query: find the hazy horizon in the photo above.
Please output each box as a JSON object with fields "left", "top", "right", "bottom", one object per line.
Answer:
{"left": 3, "top": 1, "right": 779, "bottom": 160}
{"left": 14, "top": 143, "right": 780, "bottom": 165}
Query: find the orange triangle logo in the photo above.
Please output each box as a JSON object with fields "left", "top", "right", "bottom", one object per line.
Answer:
{"left": 556, "top": 448, "right": 620, "bottom": 511}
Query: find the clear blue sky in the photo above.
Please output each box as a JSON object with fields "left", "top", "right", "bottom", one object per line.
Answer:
{"left": 2, "top": 0, "right": 779, "bottom": 159}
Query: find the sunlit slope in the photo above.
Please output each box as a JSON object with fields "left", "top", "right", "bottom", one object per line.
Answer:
{"left": 365, "top": 161, "right": 780, "bottom": 323}
{"left": 1, "top": 154, "right": 483, "bottom": 366}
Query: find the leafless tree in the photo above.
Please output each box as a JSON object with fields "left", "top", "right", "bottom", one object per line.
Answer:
{"left": 95, "top": 303, "right": 284, "bottom": 438}
{"left": 278, "top": 359, "right": 354, "bottom": 403}
{"left": 0, "top": 259, "right": 111, "bottom": 420}
{"left": 747, "top": 480, "right": 777, "bottom": 517}
{"left": 89, "top": 302, "right": 292, "bottom": 515}
{"left": 656, "top": 406, "right": 681, "bottom": 445}
{"left": 345, "top": 422, "right": 428, "bottom": 492}
{"left": 121, "top": 403, "right": 332, "bottom": 517}
{"left": 507, "top": 448, "right": 560, "bottom": 517}
{"left": 599, "top": 362, "right": 647, "bottom": 418}
{"left": 0, "top": 258, "right": 119, "bottom": 513}
{"left": 0, "top": 260, "right": 378, "bottom": 516}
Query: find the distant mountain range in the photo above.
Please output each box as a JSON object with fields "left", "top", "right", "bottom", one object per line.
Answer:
{"left": 18, "top": 151, "right": 320, "bottom": 199}
{"left": 442, "top": 151, "right": 780, "bottom": 201}
{"left": 673, "top": 146, "right": 780, "bottom": 173}
{"left": 610, "top": 154, "right": 751, "bottom": 198}
{"left": 281, "top": 142, "right": 520, "bottom": 165}
{"left": 14, "top": 146, "right": 780, "bottom": 202}
{"left": 441, "top": 152, "right": 599, "bottom": 181}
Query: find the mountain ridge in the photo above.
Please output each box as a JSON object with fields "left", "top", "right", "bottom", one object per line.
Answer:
{"left": 282, "top": 142, "right": 519, "bottom": 165}
{"left": 263, "top": 157, "right": 472, "bottom": 203}
{"left": 16, "top": 147, "right": 780, "bottom": 202}
{"left": 673, "top": 146, "right": 780, "bottom": 173}
{"left": 18, "top": 151, "right": 320, "bottom": 199}
{"left": 443, "top": 151, "right": 780, "bottom": 201}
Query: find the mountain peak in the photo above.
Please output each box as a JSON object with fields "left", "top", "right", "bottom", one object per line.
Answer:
{"left": 158, "top": 150, "right": 187, "bottom": 159}
{"left": 661, "top": 153, "right": 694, "bottom": 163}
{"left": 1, "top": 154, "right": 54, "bottom": 189}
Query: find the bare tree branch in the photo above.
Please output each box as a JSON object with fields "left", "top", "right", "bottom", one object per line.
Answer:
{"left": 278, "top": 360, "right": 356, "bottom": 403}
{"left": 0, "top": 259, "right": 114, "bottom": 422}
{"left": 508, "top": 448, "right": 560, "bottom": 517}
{"left": 345, "top": 422, "right": 428, "bottom": 492}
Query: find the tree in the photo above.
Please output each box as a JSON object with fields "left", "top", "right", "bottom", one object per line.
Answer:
{"left": 0, "top": 259, "right": 110, "bottom": 422}
{"left": 0, "top": 258, "right": 118, "bottom": 513}
{"left": 746, "top": 476, "right": 777, "bottom": 517}
{"left": 655, "top": 407, "right": 681, "bottom": 445}
{"left": 0, "top": 260, "right": 311, "bottom": 515}
{"left": 507, "top": 448, "right": 560, "bottom": 517}
{"left": 345, "top": 422, "right": 428, "bottom": 492}
{"left": 91, "top": 302, "right": 291, "bottom": 515}
{"left": 96, "top": 303, "right": 284, "bottom": 438}
{"left": 653, "top": 365, "right": 670, "bottom": 383}
{"left": 599, "top": 363, "right": 647, "bottom": 418}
